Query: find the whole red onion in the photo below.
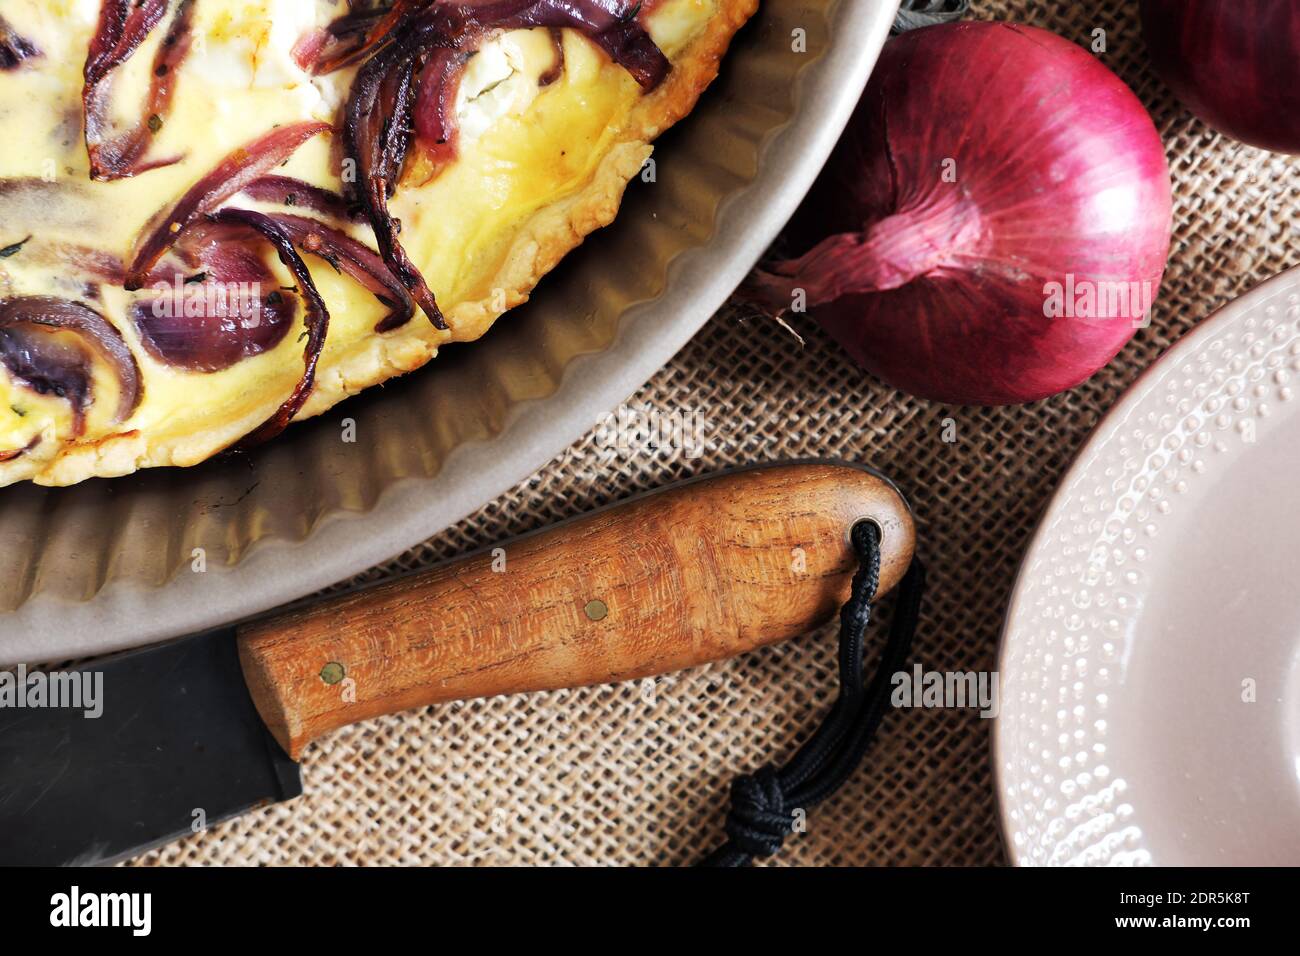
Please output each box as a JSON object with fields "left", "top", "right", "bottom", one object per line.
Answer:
{"left": 748, "top": 21, "right": 1172, "bottom": 405}
{"left": 1141, "top": 0, "right": 1300, "bottom": 153}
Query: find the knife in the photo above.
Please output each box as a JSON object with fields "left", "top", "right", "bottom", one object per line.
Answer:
{"left": 0, "top": 460, "right": 913, "bottom": 866}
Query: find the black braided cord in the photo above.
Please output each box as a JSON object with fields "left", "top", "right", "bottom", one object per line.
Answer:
{"left": 695, "top": 0, "right": 948, "bottom": 864}
{"left": 893, "top": 0, "right": 970, "bottom": 33}
{"left": 698, "top": 520, "right": 926, "bottom": 867}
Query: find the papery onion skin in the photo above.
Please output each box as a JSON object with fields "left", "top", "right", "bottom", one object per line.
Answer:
{"left": 0, "top": 297, "right": 142, "bottom": 434}
{"left": 1140, "top": 0, "right": 1300, "bottom": 154}
{"left": 749, "top": 22, "right": 1172, "bottom": 406}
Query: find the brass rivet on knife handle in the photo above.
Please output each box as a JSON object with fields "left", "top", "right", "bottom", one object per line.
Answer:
{"left": 236, "top": 461, "right": 916, "bottom": 760}
{"left": 319, "top": 662, "right": 346, "bottom": 685}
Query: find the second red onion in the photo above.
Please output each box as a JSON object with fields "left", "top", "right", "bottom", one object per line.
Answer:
{"left": 1140, "top": 0, "right": 1300, "bottom": 154}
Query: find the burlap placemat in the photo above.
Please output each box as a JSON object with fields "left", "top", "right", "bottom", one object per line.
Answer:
{"left": 134, "top": 0, "right": 1297, "bottom": 866}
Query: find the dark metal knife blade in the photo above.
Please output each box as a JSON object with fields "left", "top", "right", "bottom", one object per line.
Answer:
{"left": 0, "top": 629, "right": 299, "bottom": 866}
{"left": 0, "top": 462, "right": 914, "bottom": 866}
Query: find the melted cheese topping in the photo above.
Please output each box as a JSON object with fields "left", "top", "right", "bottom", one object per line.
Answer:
{"left": 0, "top": 0, "right": 715, "bottom": 475}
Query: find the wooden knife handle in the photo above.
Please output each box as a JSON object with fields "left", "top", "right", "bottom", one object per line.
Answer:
{"left": 237, "top": 461, "right": 914, "bottom": 759}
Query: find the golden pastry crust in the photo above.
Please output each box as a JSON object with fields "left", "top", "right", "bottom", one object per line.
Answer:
{"left": 0, "top": 0, "right": 758, "bottom": 488}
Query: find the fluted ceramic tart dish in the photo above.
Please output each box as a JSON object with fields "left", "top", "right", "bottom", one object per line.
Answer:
{"left": 0, "top": 0, "right": 900, "bottom": 663}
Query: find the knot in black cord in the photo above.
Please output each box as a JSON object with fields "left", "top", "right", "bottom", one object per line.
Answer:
{"left": 699, "top": 518, "right": 926, "bottom": 867}
{"left": 723, "top": 765, "right": 791, "bottom": 859}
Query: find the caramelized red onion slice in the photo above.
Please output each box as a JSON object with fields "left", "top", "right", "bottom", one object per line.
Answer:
{"left": 82, "top": 0, "right": 183, "bottom": 181}
{"left": 343, "top": 0, "right": 668, "bottom": 330}
{"left": 0, "top": 436, "right": 40, "bottom": 463}
{"left": 413, "top": 49, "right": 471, "bottom": 165}
{"left": 208, "top": 209, "right": 332, "bottom": 448}
{"left": 308, "top": 0, "right": 427, "bottom": 75}
{"left": 85, "top": 0, "right": 196, "bottom": 181}
{"left": 586, "top": 17, "right": 669, "bottom": 88}
{"left": 129, "top": 223, "right": 300, "bottom": 372}
{"left": 491, "top": 0, "right": 670, "bottom": 89}
{"left": 293, "top": 9, "right": 380, "bottom": 74}
{"left": 257, "top": 212, "right": 415, "bottom": 331}
{"left": 0, "top": 297, "right": 142, "bottom": 435}
{"left": 0, "top": 15, "right": 40, "bottom": 69}
{"left": 124, "top": 121, "right": 332, "bottom": 291}
{"left": 235, "top": 183, "right": 417, "bottom": 327}
{"left": 291, "top": 25, "right": 331, "bottom": 72}
{"left": 171, "top": 203, "right": 412, "bottom": 332}
{"left": 240, "top": 175, "right": 358, "bottom": 221}
{"left": 539, "top": 27, "right": 566, "bottom": 87}
{"left": 346, "top": 37, "right": 447, "bottom": 328}
{"left": 438, "top": 0, "right": 670, "bottom": 88}
{"left": 84, "top": 0, "right": 167, "bottom": 87}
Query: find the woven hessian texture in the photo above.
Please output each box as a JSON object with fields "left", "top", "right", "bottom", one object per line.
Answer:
{"left": 135, "top": 0, "right": 1299, "bottom": 866}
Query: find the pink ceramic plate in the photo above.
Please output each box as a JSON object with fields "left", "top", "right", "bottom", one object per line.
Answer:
{"left": 996, "top": 266, "right": 1300, "bottom": 866}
